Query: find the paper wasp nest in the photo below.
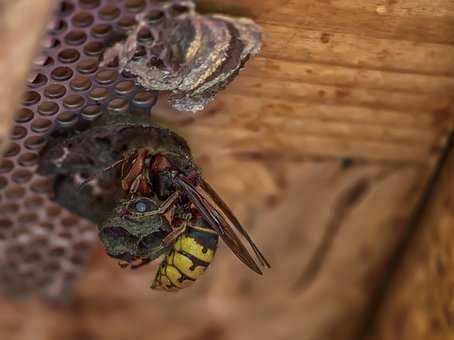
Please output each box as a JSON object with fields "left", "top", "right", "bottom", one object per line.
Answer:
{"left": 0, "top": 0, "right": 262, "bottom": 300}
{"left": 110, "top": 1, "right": 262, "bottom": 112}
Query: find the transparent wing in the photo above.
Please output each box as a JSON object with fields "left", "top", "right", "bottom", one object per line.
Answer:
{"left": 175, "top": 176, "right": 270, "bottom": 274}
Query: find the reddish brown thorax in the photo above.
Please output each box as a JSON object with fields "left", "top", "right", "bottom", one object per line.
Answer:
{"left": 120, "top": 149, "right": 172, "bottom": 197}
{"left": 150, "top": 154, "right": 172, "bottom": 172}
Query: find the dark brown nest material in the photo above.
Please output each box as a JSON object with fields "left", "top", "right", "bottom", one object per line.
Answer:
{"left": 105, "top": 1, "right": 262, "bottom": 112}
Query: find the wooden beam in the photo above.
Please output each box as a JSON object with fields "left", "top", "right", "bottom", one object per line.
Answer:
{"left": 0, "top": 0, "right": 53, "bottom": 151}
{"left": 365, "top": 136, "right": 454, "bottom": 340}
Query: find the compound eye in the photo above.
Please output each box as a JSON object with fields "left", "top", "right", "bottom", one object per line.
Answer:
{"left": 135, "top": 201, "right": 148, "bottom": 213}
{"left": 128, "top": 197, "right": 158, "bottom": 213}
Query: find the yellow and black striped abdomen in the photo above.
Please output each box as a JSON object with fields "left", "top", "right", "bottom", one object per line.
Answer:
{"left": 152, "top": 218, "right": 218, "bottom": 291}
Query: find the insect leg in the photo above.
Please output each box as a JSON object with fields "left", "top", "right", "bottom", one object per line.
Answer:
{"left": 129, "top": 191, "right": 181, "bottom": 221}
{"left": 139, "top": 191, "right": 180, "bottom": 217}
{"left": 78, "top": 157, "right": 127, "bottom": 189}
{"left": 129, "top": 176, "right": 142, "bottom": 196}
{"left": 157, "top": 191, "right": 180, "bottom": 214}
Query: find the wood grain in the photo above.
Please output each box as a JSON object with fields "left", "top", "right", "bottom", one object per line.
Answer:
{"left": 0, "top": 0, "right": 53, "bottom": 151}
{"left": 366, "top": 141, "right": 454, "bottom": 340}
{"left": 0, "top": 159, "right": 430, "bottom": 340}
{"left": 0, "top": 0, "right": 453, "bottom": 340}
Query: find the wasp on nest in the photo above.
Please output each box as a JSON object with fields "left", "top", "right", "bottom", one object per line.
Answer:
{"left": 0, "top": 0, "right": 267, "bottom": 298}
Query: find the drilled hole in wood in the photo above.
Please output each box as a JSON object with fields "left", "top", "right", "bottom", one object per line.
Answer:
{"left": 48, "top": 19, "right": 67, "bottom": 34}
{"left": 11, "top": 170, "right": 33, "bottom": 184}
{"left": 22, "top": 91, "right": 41, "bottom": 106}
{"left": 108, "top": 98, "right": 129, "bottom": 113}
{"left": 57, "top": 111, "right": 79, "bottom": 127}
{"left": 72, "top": 11, "right": 94, "bottom": 27}
{"left": 79, "top": 0, "right": 101, "bottom": 9}
{"left": 137, "top": 26, "right": 154, "bottom": 44}
{"left": 0, "top": 160, "right": 14, "bottom": 174}
{"left": 14, "top": 108, "right": 34, "bottom": 123}
{"left": 44, "top": 84, "right": 67, "bottom": 99}
{"left": 99, "top": 4, "right": 120, "bottom": 20}
{"left": 0, "top": 202, "right": 20, "bottom": 213}
{"left": 59, "top": 1, "right": 75, "bottom": 16}
{"left": 24, "top": 136, "right": 46, "bottom": 151}
{"left": 65, "top": 30, "right": 87, "bottom": 45}
{"left": 10, "top": 126, "right": 27, "bottom": 140}
{"left": 77, "top": 59, "right": 99, "bottom": 74}
{"left": 0, "top": 177, "right": 7, "bottom": 189}
{"left": 133, "top": 92, "right": 156, "bottom": 106}
{"left": 41, "top": 37, "right": 60, "bottom": 49}
{"left": 81, "top": 105, "right": 103, "bottom": 120}
{"left": 115, "top": 80, "right": 135, "bottom": 94}
{"left": 0, "top": 218, "right": 13, "bottom": 230}
{"left": 84, "top": 41, "right": 105, "bottom": 56}
{"left": 70, "top": 76, "right": 92, "bottom": 91}
{"left": 63, "top": 94, "right": 85, "bottom": 109}
{"left": 31, "top": 118, "right": 53, "bottom": 133}
{"left": 24, "top": 196, "right": 45, "bottom": 209}
{"left": 17, "top": 213, "right": 39, "bottom": 224}
{"left": 96, "top": 69, "right": 117, "bottom": 85}
{"left": 91, "top": 23, "right": 112, "bottom": 38}
{"left": 4, "top": 143, "right": 20, "bottom": 157}
{"left": 38, "top": 101, "right": 60, "bottom": 116}
{"left": 28, "top": 73, "right": 48, "bottom": 88}
{"left": 58, "top": 48, "right": 81, "bottom": 63}
{"left": 5, "top": 186, "right": 26, "bottom": 200}
{"left": 125, "top": 0, "right": 145, "bottom": 12}
{"left": 146, "top": 9, "right": 164, "bottom": 23}
{"left": 18, "top": 153, "right": 39, "bottom": 167}
{"left": 61, "top": 215, "right": 80, "bottom": 227}
{"left": 90, "top": 87, "right": 108, "bottom": 101}
{"left": 118, "top": 16, "right": 137, "bottom": 31}
{"left": 30, "top": 178, "right": 53, "bottom": 194}
{"left": 51, "top": 66, "right": 74, "bottom": 81}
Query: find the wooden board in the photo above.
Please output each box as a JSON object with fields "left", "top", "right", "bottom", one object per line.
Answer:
{"left": 0, "top": 1, "right": 453, "bottom": 340}
{"left": 367, "top": 141, "right": 454, "bottom": 340}
{"left": 0, "top": 0, "right": 53, "bottom": 152}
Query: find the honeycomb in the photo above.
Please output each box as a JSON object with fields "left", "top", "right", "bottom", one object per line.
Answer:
{"left": 0, "top": 0, "right": 162, "bottom": 300}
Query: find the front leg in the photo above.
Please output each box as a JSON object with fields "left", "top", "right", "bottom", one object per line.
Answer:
{"left": 131, "top": 191, "right": 180, "bottom": 220}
